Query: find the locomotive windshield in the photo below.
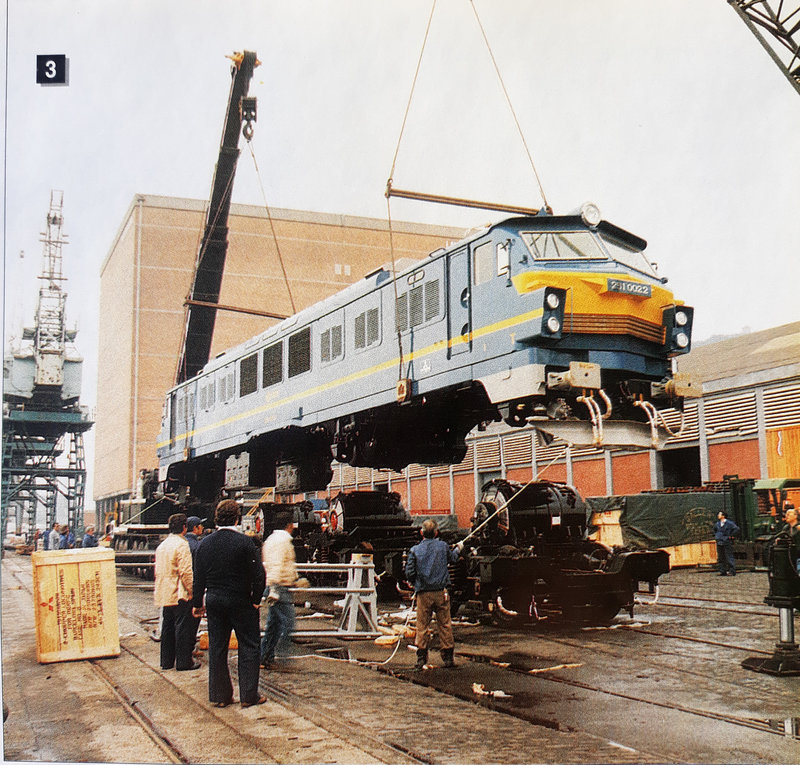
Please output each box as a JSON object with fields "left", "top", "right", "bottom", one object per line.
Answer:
{"left": 520, "top": 229, "right": 659, "bottom": 278}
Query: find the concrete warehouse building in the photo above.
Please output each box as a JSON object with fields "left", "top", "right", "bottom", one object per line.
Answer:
{"left": 93, "top": 195, "right": 467, "bottom": 521}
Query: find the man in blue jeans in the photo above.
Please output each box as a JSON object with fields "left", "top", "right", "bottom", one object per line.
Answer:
{"left": 260, "top": 512, "right": 298, "bottom": 669}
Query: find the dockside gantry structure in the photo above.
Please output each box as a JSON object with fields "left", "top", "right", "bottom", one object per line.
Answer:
{"left": 2, "top": 191, "right": 93, "bottom": 545}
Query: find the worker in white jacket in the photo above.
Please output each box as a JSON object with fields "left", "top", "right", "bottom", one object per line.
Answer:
{"left": 260, "top": 511, "right": 297, "bottom": 669}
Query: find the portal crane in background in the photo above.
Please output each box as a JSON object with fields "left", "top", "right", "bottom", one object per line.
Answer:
{"left": 728, "top": 0, "right": 800, "bottom": 96}
{"left": 175, "top": 50, "right": 259, "bottom": 384}
{"left": 2, "top": 191, "right": 93, "bottom": 545}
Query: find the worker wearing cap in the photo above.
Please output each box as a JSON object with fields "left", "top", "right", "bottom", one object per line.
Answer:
{"left": 184, "top": 515, "right": 205, "bottom": 655}
{"left": 405, "top": 519, "right": 464, "bottom": 670}
{"left": 185, "top": 516, "right": 205, "bottom": 559}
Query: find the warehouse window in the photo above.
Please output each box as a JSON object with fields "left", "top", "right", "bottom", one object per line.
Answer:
{"left": 288, "top": 327, "right": 311, "bottom": 377}
{"left": 239, "top": 353, "right": 258, "bottom": 397}
{"left": 262, "top": 342, "right": 282, "bottom": 388}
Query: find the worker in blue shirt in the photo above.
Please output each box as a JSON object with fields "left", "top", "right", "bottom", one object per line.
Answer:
{"left": 713, "top": 510, "right": 739, "bottom": 576}
{"left": 405, "top": 519, "right": 464, "bottom": 670}
{"left": 81, "top": 526, "right": 98, "bottom": 548}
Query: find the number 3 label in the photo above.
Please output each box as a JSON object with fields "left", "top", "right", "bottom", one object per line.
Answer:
{"left": 36, "top": 55, "right": 67, "bottom": 85}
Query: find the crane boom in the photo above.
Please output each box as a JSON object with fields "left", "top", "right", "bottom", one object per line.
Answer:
{"left": 728, "top": 0, "right": 800, "bottom": 97}
{"left": 176, "top": 50, "right": 259, "bottom": 384}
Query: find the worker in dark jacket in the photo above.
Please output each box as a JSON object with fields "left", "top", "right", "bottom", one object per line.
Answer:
{"left": 192, "top": 500, "right": 266, "bottom": 708}
{"left": 713, "top": 510, "right": 740, "bottom": 576}
{"left": 780, "top": 504, "right": 800, "bottom": 572}
{"left": 184, "top": 515, "right": 205, "bottom": 657}
{"left": 405, "top": 519, "right": 463, "bottom": 670}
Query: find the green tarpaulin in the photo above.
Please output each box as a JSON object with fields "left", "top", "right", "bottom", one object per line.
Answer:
{"left": 587, "top": 492, "right": 730, "bottom": 550}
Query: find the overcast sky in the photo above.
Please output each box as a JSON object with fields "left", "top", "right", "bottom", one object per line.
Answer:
{"left": 4, "top": 0, "right": 800, "bottom": 504}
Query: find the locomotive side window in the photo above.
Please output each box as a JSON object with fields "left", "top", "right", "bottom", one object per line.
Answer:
{"left": 473, "top": 241, "right": 494, "bottom": 285}
{"left": 262, "top": 342, "right": 282, "bottom": 387}
{"left": 354, "top": 308, "right": 380, "bottom": 350}
{"left": 288, "top": 327, "right": 312, "bottom": 377}
{"left": 239, "top": 353, "right": 258, "bottom": 397}
{"left": 320, "top": 324, "right": 343, "bottom": 364}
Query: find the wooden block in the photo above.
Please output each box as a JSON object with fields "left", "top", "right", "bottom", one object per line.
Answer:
{"left": 31, "top": 548, "right": 120, "bottom": 663}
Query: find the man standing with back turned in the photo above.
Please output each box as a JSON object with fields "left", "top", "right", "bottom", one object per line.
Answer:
{"left": 192, "top": 500, "right": 266, "bottom": 708}
{"left": 405, "top": 519, "right": 463, "bottom": 670}
{"left": 154, "top": 513, "right": 198, "bottom": 671}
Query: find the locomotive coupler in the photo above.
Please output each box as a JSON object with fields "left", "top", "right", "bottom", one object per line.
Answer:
{"left": 742, "top": 533, "right": 800, "bottom": 676}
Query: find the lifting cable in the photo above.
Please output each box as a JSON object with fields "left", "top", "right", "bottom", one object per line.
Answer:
{"left": 385, "top": 0, "right": 551, "bottom": 381}
{"left": 385, "top": 0, "right": 439, "bottom": 381}
{"left": 468, "top": 0, "right": 549, "bottom": 210}
{"left": 247, "top": 141, "right": 298, "bottom": 315}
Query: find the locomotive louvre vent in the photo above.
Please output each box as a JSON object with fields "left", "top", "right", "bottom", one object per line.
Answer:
{"left": 288, "top": 328, "right": 311, "bottom": 377}
{"left": 396, "top": 294, "right": 409, "bottom": 332}
{"left": 410, "top": 285, "right": 424, "bottom": 327}
{"left": 321, "top": 324, "right": 343, "bottom": 363}
{"left": 262, "top": 342, "right": 282, "bottom": 387}
{"left": 396, "top": 278, "right": 439, "bottom": 333}
{"left": 355, "top": 309, "right": 379, "bottom": 350}
{"left": 239, "top": 353, "right": 258, "bottom": 397}
{"left": 425, "top": 279, "right": 440, "bottom": 321}
{"left": 321, "top": 329, "right": 331, "bottom": 363}
{"left": 355, "top": 313, "right": 366, "bottom": 349}
{"left": 331, "top": 324, "right": 343, "bottom": 358}
{"left": 367, "top": 308, "right": 379, "bottom": 345}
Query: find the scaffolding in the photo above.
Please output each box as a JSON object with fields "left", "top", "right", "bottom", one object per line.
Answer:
{"left": 1, "top": 192, "right": 93, "bottom": 546}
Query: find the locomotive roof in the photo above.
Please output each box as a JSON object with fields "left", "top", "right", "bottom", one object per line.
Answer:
{"left": 186, "top": 210, "right": 647, "bottom": 382}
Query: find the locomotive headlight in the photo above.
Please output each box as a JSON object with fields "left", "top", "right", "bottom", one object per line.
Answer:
{"left": 663, "top": 304, "right": 694, "bottom": 356}
{"left": 546, "top": 292, "right": 560, "bottom": 309}
{"left": 580, "top": 202, "right": 602, "bottom": 228}
{"left": 547, "top": 316, "right": 561, "bottom": 333}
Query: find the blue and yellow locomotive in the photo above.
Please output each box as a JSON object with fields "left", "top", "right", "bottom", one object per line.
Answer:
{"left": 157, "top": 203, "right": 694, "bottom": 500}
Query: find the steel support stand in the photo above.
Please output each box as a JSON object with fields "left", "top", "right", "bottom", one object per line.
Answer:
{"left": 742, "top": 606, "right": 800, "bottom": 676}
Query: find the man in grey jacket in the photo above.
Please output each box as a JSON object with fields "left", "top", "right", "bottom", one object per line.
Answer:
{"left": 405, "top": 519, "right": 463, "bottom": 670}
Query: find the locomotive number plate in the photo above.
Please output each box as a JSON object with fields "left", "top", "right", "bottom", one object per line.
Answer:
{"left": 606, "top": 278, "right": 651, "bottom": 297}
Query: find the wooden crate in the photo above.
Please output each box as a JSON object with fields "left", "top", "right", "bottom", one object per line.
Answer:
{"left": 590, "top": 511, "right": 718, "bottom": 567}
{"left": 32, "top": 548, "right": 120, "bottom": 663}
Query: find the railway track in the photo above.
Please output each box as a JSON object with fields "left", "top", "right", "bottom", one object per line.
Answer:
{"left": 445, "top": 652, "right": 799, "bottom": 741}
{"left": 88, "top": 658, "right": 189, "bottom": 764}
